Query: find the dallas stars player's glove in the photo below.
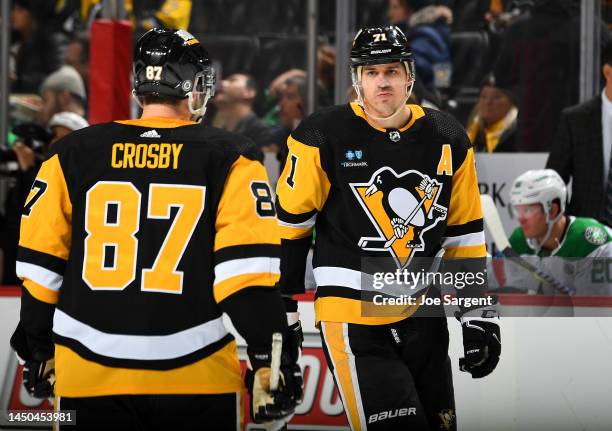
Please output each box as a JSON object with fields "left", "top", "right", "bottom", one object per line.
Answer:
{"left": 457, "top": 309, "right": 501, "bottom": 378}
{"left": 246, "top": 334, "right": 303, "bottom": 429}
{"left": 10, "top": 323, "right": 55, "bottom": 398}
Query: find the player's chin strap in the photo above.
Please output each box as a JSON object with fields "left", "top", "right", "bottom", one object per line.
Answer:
{"left": 528, "top": 210, "right": 563, "bottom": 253}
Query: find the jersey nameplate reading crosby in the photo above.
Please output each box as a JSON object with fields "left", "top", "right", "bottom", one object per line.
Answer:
{"left": 111, "top": 142, "right": 183, "bottom": 169}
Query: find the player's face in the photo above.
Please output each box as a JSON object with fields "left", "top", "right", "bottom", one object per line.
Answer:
{"left": 361, "top": 63, "right": 410, "bottom": 117}
{"left": 514, "top": 204, "right": 547, "bottom": 238}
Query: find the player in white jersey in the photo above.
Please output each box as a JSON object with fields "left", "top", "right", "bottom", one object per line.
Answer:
{"left": 506, "top": 169, "right": 612, "bottom": 295}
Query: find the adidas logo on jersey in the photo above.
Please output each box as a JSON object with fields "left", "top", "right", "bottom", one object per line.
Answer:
{"left": 140, "top": 130, "right": 161, "bottom": 138}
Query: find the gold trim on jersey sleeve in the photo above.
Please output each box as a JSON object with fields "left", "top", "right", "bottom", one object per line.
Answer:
{"left": 213, "top": 270, "right": 279, "bottom": 303}
{"left": 213, "top": 156, "right": 280, "bottom": 301}
{"left": 54, "top": 341, "right": 243, "bottom": 397}
{"left": 215, "top": 156, "right": 280, "bottom": 250}
{"left": 19, "top": 154, "right": 72, "bottom": 261}
{"left": 444, "top": 243, "right": 487, "bottom": 258}
{"left": 446, "top": 148, "right": 483, "bottom": 227}
{"left": 442, "top": 231, "right": 487, "bottom": 258}
{"left": 276, "top": 136, "right": 331, "bottom": 240}
{"left": 23, "top": 279, "right": 59, "bottom": 304}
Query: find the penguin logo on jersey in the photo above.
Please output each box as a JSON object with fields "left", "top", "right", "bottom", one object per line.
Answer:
{"left": 438, "top": 409, "right": 456, "bottom": 430}
{"left": 350, "top": 167, "right": 447, "bottom": 268}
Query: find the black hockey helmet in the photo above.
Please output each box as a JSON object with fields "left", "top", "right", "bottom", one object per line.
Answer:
{"left": 133, "top": 28, "right": 215, "bottom": 101}
{"left": 349, "top": 26, "right": 415, "bottom": 107}
{"left": 350, "top": 25, "right": 413, "bottom": 68}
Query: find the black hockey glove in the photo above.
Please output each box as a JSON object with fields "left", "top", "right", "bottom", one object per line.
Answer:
{"left": 22, "top": 359, "right": 56, "bottom": 398}
{"left": 457, "top": 310, "right": 501, "bottom": 379}
{"left": 284, "top": 296, "right": 304, "bottom": 361}
{"left": 246, "top": 334, "right": 303, "bottom": 429}
{"left": 10, "top": 323, "right": 55, "bottom": 398}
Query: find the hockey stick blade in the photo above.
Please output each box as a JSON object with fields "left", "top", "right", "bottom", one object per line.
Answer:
{"left": 480, "top": 194, "right": 575, "bottom": 295}
{"left": 480, "top": 194, "right": 510, "bottom": 251}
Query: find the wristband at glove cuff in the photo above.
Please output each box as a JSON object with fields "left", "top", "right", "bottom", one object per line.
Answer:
{"left": 287, "top": 312, "right": 300, "bottom": 326}
{"left": 458, "top": 308, "right": 499, "bottom": 323}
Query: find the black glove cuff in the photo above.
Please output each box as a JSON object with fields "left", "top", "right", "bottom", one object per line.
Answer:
{"left": 283, "top": 296, "right": 298, "bottom": 313}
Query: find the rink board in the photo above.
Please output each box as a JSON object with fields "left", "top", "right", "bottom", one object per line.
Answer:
{"left": 1, "top": 288, "right": 612, "bottom": 430}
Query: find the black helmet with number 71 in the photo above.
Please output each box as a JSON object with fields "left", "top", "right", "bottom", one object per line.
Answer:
{"left": 133, "top": 28, "right": 216, "bottom": 117}
{"left": 350, "top": 26, "right": 415, "bottom": 107}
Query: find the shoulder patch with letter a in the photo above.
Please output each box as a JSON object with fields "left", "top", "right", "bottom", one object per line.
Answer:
{"left": 437, "top": 144, "right": 453, "bottom": 176}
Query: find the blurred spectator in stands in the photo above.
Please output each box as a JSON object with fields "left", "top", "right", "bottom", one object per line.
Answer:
{"left": 451, "top": 0, "right": 531, "bottom": 32}
{"left": 129, "top": 0, "right": 192, "bottom": 37}
{"left": 37, "top": 65, "right": 86, "bottom": 127}
{"left": 274, "top": 75, "right": 306, "bottom": 166}
{"left": 9, "top": 0, "right": 66, "bottom": 94}
{"left": 78, "top": 1, "right": 191, "bottom": 38}
{"left": 267, "top": 71, "right": 331, "bottom": 165}
{"left": 388, "top": 0, "right": 452, "bottom": 91}
{"left": 48, "top": 111, "right": 89, "bottom": 145}
{"left": 466, "top": 74, "right": 517, "bottom": 152}
{"left": 388, "top": 0, "right": 411, "bottom": 32}
{"left": 214, "top": 73, "right": 276, "bottom": 153}
{"left": 65, "top": 32, "right": 90, "bottom": 96}
{"left": 0, "top": 111, "right": 87, "bottom": 285}
{"left": 279, "top": 75, "right": 307, "bottom": 132}
{"left": 317, "top": 43, "right": 336, "bottom": 102}
{"left": 493, "top": 0, "right": 581, "bottom": 152}
{"left": 262, "top": 69, "right": 306, "bottom": 128}
{"left": 547, "top": 41, "right": 612, "bottom": 222}
{"left": 485, "top": 0, "right": 533, "bottom": 33}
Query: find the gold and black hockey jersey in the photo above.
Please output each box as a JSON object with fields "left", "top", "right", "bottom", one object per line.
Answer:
{"left": 276, "top": 103, "right": 486, "bottom": 325}
{"left": 17, "top": 117, "right": 280, "bottom": 397}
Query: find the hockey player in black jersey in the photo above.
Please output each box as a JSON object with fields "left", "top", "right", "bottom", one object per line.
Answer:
{"left": 276, "top": 25, "right": 500, "bottom": 430}
{"left": 10, "top": 28, "right": 302, "bottom": 430}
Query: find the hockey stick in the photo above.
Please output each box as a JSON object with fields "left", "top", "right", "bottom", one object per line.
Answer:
{"left": 265, "top": 332, "right": 289, "bottom": 431}
{"left": 269, "top": 332, "right": 282, "bottom": 391}
{"left": 480, "top": 194, "right": 575, "bottom": 295}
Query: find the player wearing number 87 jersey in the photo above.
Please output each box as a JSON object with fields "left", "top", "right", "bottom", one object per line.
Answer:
{"left": 10, "top": 28, "right": 302, "bottom": 430}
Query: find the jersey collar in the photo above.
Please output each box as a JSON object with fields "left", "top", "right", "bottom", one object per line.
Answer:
{"left": 349, "top": 102, "right": 425, "bottom": 133}
{"left": 115, "top": 117, "right": 196, "bottom": 128}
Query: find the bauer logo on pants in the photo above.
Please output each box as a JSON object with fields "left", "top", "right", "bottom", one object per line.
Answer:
{"left": 350, "top": 167, "right": 447, "bottom": 269}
